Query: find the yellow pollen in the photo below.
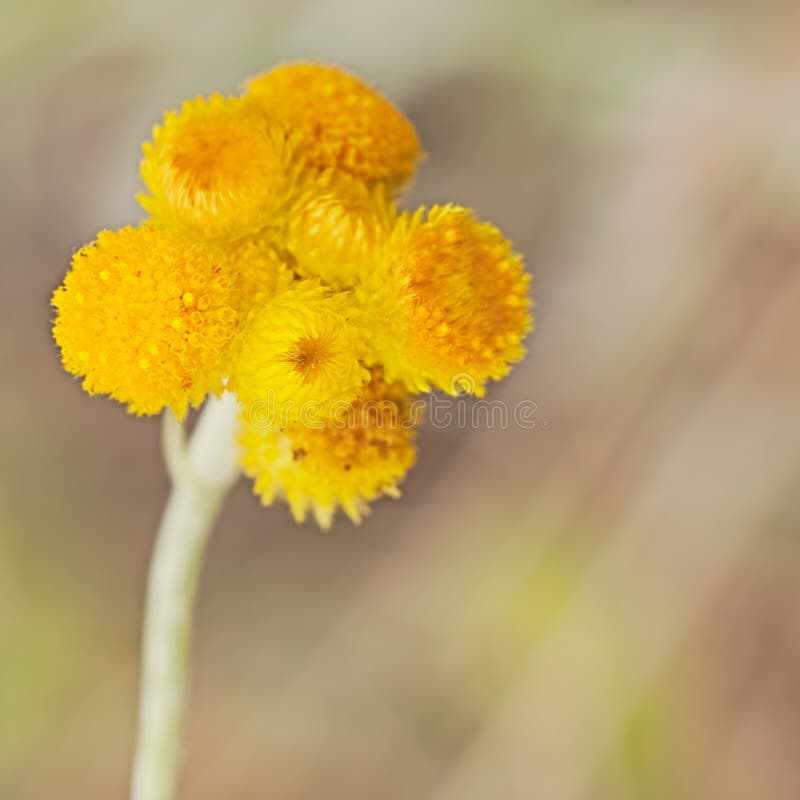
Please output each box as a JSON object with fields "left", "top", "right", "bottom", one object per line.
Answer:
{"left": 283, "top": 334, "right": 333, "bottom": 382}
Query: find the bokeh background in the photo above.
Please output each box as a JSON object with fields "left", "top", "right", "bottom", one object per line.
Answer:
{"left": 3, "top": 1, "right": 800, "bottom": 798}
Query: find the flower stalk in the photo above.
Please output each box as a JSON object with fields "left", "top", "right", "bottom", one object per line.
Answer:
{"left": 130, "top": 392, "right": 240, "bottom": 800}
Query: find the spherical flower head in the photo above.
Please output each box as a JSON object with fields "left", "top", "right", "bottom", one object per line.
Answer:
{"left": 229, "top": 281, "right": 369, "bottom": 423}
{"left": 52, "top": 225, "right": 239, "bottom": 417}
{"left": 240, "top": 370, "right": 419, "bottom": 528}
{"left": 139, "top": 94, "right": 295, "bottom": 240}
{"left": 286, "top": 171, "right": 396, "bottom": 288}
{"left": 359, "top": 205, "right": 532, "bottom": 396}
{"left": 245, "top": 62, "right": 421, "bottom": 186}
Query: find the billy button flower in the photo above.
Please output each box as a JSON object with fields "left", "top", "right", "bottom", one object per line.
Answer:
{"left": 358, "top": 205, "right": 532, "bottom": 396}
{"left": 229, "top": 280, "right": 369, "bottom": 424}
{"left": 139, "top": 94, "right": 297, "bottom": 240}
{"left": 239, "top": 369, "right": 420, "bottom": 529}
{"left": 51, "top": 61, "right": 533, "bottom": 800}
{"left": 52, "top": 225, "right": 239, "bottom": 418}
{"left": 244, "top": 62, "right": 422, "bottom": 187}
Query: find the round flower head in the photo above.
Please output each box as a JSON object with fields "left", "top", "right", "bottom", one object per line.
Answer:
{"left": 359, "top": 205, "right": 532, "bottom": 396}
{"left": 230, "top": 281, "right": 369, "bottom": 422}
{"left": 52, "top": 225, "right": 239, "bottom": 417}
{"left": 240, "top": 370, "right": 419, "bottom": 528}
{"left": 286, "top": 171, "right": 395, "bottom": 288}
{"left": 245, "top": 63, "right": 421, "bottom": 185}
{"left": 139, "top": 94, "right": 295, "bottom": 240}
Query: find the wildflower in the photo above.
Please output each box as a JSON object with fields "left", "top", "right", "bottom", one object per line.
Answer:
{"left": 358, "top": 205, "right": 532, "bottom": 396}
{"left": 245, "top": 62, "right": 421, "bottom": 185}
{"left": 229, "top": 281, "right": 369, "bottom": 423}
{"left": 52, "top": 225, "right": 238, "bottom": 418}
{"left": 53, "top": 62, "right": 532, "bottom": 527}
{"left": 140, "top": 94, "right": 295, "bottom": 240}
{"left": 60, "top": 63, "right": 536, "bottom": 800}
{"left": 240, "top": 370, "right": 419, "bottom": 528}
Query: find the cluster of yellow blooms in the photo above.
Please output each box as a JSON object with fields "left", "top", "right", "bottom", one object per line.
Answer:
{"left": 52, "top": 63, "right": 533, "bottom": 528}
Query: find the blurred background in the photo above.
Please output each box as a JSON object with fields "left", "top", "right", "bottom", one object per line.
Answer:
{"left": 3, "top": 1, "right": 800, "bottom": 798}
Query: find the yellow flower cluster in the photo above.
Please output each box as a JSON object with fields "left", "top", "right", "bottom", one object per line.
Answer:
{"left": 52, "top": 62, "right": 533, "bottom": 527}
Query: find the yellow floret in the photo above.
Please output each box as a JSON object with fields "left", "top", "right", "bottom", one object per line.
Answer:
{"left": 52, "top": 225, "right": 239, "bottom": 417}
{"left": 245, "top": 62, "right": 421, "bottom": 185}
{"left": 286, "top": 171, "right": 396, "bottom": 288}
{"left": 213, "top": 235, "right": 295, "bottom": 320}
{"left": 240, "top": 370, "right": 420, "bottom": 528}
{"left": 358, "top": 205, "right": 532, "bottom": 396}
{"left": 229, "top": 281, "right": 369, "bottom": 423}
{"left": 139, "top": 94, "right": 296, "bottom": 240}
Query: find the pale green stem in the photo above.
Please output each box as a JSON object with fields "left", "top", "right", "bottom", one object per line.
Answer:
{"left": 130, "top": 392, "right": 240, "bottom": 800}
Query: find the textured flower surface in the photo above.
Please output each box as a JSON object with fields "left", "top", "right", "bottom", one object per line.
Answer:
{"left": 245, "top": 62, "right": 421, "bottom": 185}
{"left": 215, "top": 236, "right": 294, "bottom": 319}
{"left": 358, "top": 205, "right": 532, "bottom": 395}
{"left": 240, "top": 370, "right": 419, "bottom": 528}
{"left": 53, "top": 226, "right": 238, "bottom": 417}
{"left": 286, "top": 171, "right": 395, "bottom": 287}
{"left": 140, "top": 94, "right": 294, "bottom": 239}
{"left": 52, "top": 61, "right": 533, "bottom": 526}
{"left": 230, "top": 280, "right": 369, "bottom": 421}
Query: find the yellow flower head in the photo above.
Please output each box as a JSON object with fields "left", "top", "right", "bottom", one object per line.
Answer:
{"left": 52, "top": 225, "right": 239, "bottom": 417}
{"left": 359, "top": 205, "right": 532, "bottom": 396}
{"left": 230, "top": 281, "right": 369, "bottom": 422}
{"left": 240, "top": 370, "right": 419, "bottom": 528}
{"left": 245, "top": 63, "right": 421, "bottom": 185}
{"left": 215, "top": 236, "right": 294, "bottom": 320}
{"left": 286, "top": 171, "right": 395, "bottom": 288}
{"left": 54, "top": 62, "right": 533, "bottom": 528}
{"left": 139, "top": 94, "right": 294, "bottom": 239}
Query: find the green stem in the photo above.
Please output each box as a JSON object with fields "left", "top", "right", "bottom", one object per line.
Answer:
{"left": 130, "top": 392, "right": 240, "bottom": 800}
